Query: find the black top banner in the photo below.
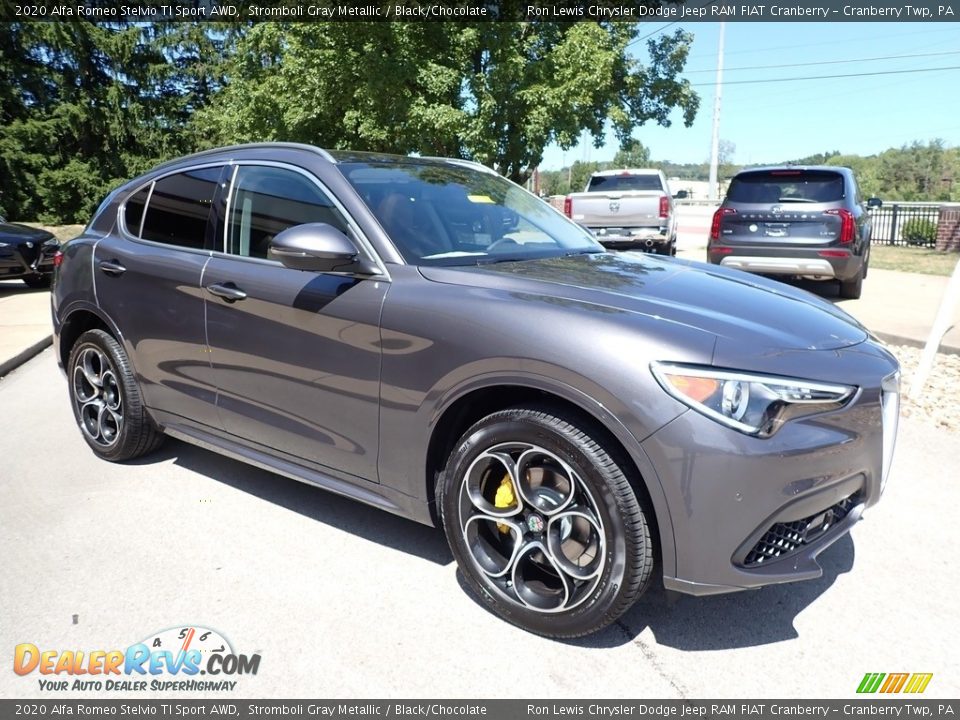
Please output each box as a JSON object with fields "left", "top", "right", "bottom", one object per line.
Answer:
{"left": 1, "top": 0, "right": 959, "bottom": 23}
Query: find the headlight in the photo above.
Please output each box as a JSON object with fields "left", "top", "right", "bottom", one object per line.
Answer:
{"left": 651, "top": 362, "right": 857, "bottom": 437}
{"left": 0, "top": 242, "right": 9, "bottom": 247}
{"left": 42, "top": 237, "right": 59, "bottom": 247}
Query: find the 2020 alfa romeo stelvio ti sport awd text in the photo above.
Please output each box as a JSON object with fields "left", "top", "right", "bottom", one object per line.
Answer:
{"left": 52, "top": 144, "right": 901, "bottom": 638}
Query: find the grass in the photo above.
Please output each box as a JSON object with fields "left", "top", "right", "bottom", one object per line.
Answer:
{"left": 870, "top": 245, "right": 960, "bottom": 276}
{"left": 15, "top": 222, "right": 86, "bottom": 243}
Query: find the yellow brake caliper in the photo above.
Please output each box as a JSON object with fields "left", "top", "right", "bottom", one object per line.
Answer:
{"left": 494, "top": 474, "right": 516, "bottom": 534}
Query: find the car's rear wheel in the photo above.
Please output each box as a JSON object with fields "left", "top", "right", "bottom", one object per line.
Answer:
{"left": 439, "top": 405, "right": 654, "bottom": 638}
{"left": 67, "top": 329, "right": 164, "bottom": 462}
{"left": 22, "top": 274, "right": 50, "bottom": 289}
{"left": 839, "top": 266, "right": 864, "bottom": 300}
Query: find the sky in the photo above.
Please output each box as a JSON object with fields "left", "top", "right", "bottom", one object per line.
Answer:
{"left": 539, "top": 21, "right": 960, "bottom": 170}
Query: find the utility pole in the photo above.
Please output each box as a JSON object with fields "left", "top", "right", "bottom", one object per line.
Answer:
{"left": 708, "top": 22, "right": 726, "bottom": 201}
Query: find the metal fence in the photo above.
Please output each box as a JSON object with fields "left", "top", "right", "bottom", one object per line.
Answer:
{"left": 869, "top": 203, "right": 940, "bottom": 247}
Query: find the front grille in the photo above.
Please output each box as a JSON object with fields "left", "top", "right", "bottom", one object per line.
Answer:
{"left": 743, "top": 492, "right": 861, "bottom": 567}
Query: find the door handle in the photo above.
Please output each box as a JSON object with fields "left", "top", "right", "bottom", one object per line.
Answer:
{"left": 98, "top": 260, "right": 126, "bottom": 276}
{"left": 207, "top": 282, "right": 247, "bottom": 303}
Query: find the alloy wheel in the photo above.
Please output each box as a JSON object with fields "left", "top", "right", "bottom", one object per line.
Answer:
{"left": 72, "top": 346, "right": 123, "bottom": 447}
{"left": 458, "top": 442, "right": 606, "bottom": 613}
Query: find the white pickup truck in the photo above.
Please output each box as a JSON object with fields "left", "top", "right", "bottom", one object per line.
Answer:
{"left": 563, "top": 169, "right": 685, "bottom": 255}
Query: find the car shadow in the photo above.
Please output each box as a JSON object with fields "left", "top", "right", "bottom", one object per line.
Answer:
{"left": 779, "top": 276, "right": 849, "bottom": 304}
{"left": 456, "top": 533, "right": 855, "bottom": 651}
{"left": 130, "top": 438, "right": 454, "bottom": 566}
{"left": 0, "top": 280, "right": 49, "bottom": 299}
{"left": 132, "top": 437, "right": 854, "bottom": 650}
{"left": 583, "top": 533, "right": 855, "bottom": 650}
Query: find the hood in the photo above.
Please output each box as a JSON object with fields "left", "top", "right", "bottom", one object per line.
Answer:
{"left": 0, "top": 221, "right": 55, "bottom": 244}
{"left": 419, "top": 252, "right": 868, "bottom": 353}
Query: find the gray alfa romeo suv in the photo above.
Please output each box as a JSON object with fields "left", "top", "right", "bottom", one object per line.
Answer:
{"left": 52, "top": 144, "right": 900, "bottom": 637}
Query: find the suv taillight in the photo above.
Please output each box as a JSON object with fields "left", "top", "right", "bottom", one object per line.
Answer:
{"left": 563, "top": 196, "right": 572, "bottom": 218}
{"left": 825, "top": 208, "right": 855, "bottom": 244}
{"left": 659, "top": 196, "right": 669, "bottom": 218}
{"left": 53, "top": 251, "right": 64, "bottom": 268}
{"left": 709, "top": 208, "right": 736, "bottom": 241}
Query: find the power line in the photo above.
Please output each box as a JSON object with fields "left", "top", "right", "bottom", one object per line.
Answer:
{"left": 684, "top": 27, "right": 958, "bottom": 60}
{"left": 690, "top": 64, "right": 960, "bottom": 87}
{"left": 627, "top": 0, "right": 721, "bottom": 48}
{"left": 627, "top": 21, "right": 680, "bottom": 48}
{"left": 682, "top": 49, "right": 960, "bottom": 74}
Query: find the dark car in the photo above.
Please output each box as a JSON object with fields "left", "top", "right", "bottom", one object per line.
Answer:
{"left": 52, "top": 144, "right": 900, "bottom": 638}
{"left": 0, "top": 215, "right": 59, "bottom": 288}
{"left": 707, "top": 166, "right": 881, "bottom": 299}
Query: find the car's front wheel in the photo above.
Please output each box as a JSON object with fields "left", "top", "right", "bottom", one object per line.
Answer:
{"left": 67, "top": 329, "right": 164, "bottom": 462}
{"left": 439, "top": 405, "right": 654, "bottom": 638}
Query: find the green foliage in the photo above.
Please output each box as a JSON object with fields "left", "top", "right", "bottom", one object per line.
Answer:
{"left": 0, "top": 22, "right": 229, "bottom": 223}
{"left": 612, "top": 140, "right": 652, "bottom": 169}
{"left": 901, "top": 218, "right": 938, "bottom": 247}
{"left": 199, "top": 23, "right": 699, "bottom": 183}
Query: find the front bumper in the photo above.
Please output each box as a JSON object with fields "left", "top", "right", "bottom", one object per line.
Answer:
{"left": 708, "top": 245, "right": 861, "bottom": 281}
{"left": 0, "top": 243, "right": 57, "bottom": 279}
{"left": 643, "top": 347, "right": 899, "bottom": 595}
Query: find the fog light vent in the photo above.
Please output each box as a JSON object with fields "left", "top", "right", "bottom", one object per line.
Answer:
{"left": 743, "top": 492, "right": 861, "bottom": 567}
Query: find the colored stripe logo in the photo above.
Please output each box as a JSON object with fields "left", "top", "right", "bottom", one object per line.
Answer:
{"left": 857, "top": 672, "right": 933, "bottom": 693}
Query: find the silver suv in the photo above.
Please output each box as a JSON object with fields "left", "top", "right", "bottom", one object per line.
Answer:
{"left": 707, "top": 166, "right": 881, "bottom": 299}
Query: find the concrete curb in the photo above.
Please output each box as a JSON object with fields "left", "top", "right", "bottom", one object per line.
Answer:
{"left": 875, "top": 331, "right": 960, "bottom": 356}
{"left": 0, "top": 335, "right": 52, "bottom": 378}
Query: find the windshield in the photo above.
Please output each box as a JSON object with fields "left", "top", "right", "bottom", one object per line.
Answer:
{"left": 339, "top": 160, "right": 602, "bottom": 265}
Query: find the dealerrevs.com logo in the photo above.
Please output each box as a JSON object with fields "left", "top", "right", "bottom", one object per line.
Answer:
{"left": 14, "top": 626, "right": 260, "bottom": 692}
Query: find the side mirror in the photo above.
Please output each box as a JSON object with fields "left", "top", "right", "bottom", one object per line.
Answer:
{"left": 269, "top": 223, "right": 377, "bottom": 274}
{"left": 867, "top": 197, "right": 883, "bottom": 208}
{"left": 673, "top": 190, "right": 688, "bottom": 200}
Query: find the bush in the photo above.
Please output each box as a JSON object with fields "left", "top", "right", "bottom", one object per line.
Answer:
{"left": 901, "top": 218, "right": 938, "bottom": 246}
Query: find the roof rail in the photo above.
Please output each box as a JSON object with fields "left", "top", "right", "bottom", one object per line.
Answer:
{"left": 149, "top": 142, "right": 336, "bottom": 173}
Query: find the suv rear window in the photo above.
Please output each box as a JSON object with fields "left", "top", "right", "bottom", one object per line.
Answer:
{"left": 587, "top": 174, "right": 663, "bottom": 192}
{"left": 727, "top": 170, "right": 844, "bottom": 204}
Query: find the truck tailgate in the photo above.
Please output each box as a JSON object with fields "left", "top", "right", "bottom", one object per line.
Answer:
{"left": 569, "top": 192, "right": 664, "bottom": 228}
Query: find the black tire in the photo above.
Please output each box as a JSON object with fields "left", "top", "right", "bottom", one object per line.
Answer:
{"left": 839, "top": 266, "right": 863, "bottom": 299}
{"left": 438, "top": 405, "right": 654, "bottom": 638}
{"left": 22, "top": 274, "right": 51, "bottom": 289}
{"left": 67, "top": 329, "right": 164, "bottom": 462}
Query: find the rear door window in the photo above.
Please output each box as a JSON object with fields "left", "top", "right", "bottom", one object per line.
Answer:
{"left": 587, "top": 174, "right": 663, "bottom": 192}
{"left": 140, "top": 166, "right": 224, "bottom": 249}
{"left": 727, "top": 170, "right": 845, "bottom": 204}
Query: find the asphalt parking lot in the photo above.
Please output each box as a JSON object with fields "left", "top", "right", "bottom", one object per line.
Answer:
{"left": 1, "top": 351, "right": 958, "bottom": 699}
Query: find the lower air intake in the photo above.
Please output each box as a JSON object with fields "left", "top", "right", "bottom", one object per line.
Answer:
{"left": 743, "top": 492, "right": 861, "bottom": 567}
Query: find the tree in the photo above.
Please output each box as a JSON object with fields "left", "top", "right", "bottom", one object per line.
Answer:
{"left": 567, "top": 161, "right": 605, "bottom": 193}
{"left": 718, "top": 138, "right": 737, "bottom": 181}
{"left": 612, "top": 140, "right": 652, "bottom": 168}
{"left": 0, "top": 22, "right": 225, "bottom": 222}
{"left": 200, "top": 22, "right": 699, "bottom": 183}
